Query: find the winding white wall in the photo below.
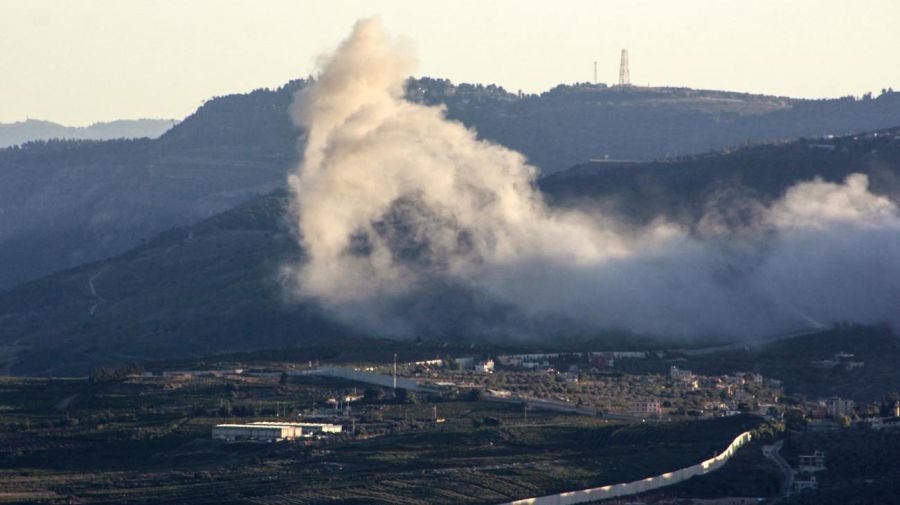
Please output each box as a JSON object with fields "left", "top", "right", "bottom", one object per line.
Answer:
{"left": 502, "top": 431, "right": 753, "bottom": 505}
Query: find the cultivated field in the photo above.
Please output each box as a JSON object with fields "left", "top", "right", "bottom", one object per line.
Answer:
{"left": 0, "top": 374, "right": 764, "bottom": 504}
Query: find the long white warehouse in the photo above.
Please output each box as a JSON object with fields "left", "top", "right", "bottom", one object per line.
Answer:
{"left": 250, "top": 421, "right": 343, "bottom": 434}
{"left": 212, "top": 423, "right": 302, "bottom": 442}
{"left": 212, "top": 421, "right": 343, "bottom": 442}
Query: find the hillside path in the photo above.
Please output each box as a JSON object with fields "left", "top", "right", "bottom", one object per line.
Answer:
{"left": 763, "top": 440, "right": 793, "bottom": 502}
{"left": 88, "top": 268, "right": 108, "bottom": 316}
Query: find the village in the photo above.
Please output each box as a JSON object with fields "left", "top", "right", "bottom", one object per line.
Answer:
{"left": 193, "top": 346, "right": 898, "bottom": 443}
{"left": 2, "top": 335, "right": 898, "bottom": 504}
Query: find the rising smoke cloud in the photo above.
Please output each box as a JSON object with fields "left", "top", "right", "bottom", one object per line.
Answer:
{"left": 287, "top": 18, "right": 900, "bottom": 340}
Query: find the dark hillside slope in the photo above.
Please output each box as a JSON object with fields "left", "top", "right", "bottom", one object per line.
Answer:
{"left": 0, "top": 192, "right": 346, "bottom": 376}
{"left": 2, "top": 129, "right": 898, "bottom": 375}
{"left": 2, "top": 79, "right": 900, "bottom": 289}
{"left": 541, "top": 127, "right": 900, "bottom": 226}
{"left": 0, "top": 82, "right": 304, "bottom": 289}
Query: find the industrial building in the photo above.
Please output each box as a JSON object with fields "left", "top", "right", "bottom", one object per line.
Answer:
{"left": 211, "top": 421, "right": 342, "bottom": 442}
{"left": 212, "top": 423, "right": 303, "bottom": 442}
{"left": 271, "top": 421, "right": 343, "bottom": 434}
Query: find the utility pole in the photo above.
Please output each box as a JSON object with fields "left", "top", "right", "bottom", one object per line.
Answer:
{"left": 433, "top": 405, "right": 437, "bottom": 422}
{"left": 393, "top": 353, "right": 398, "bottom": 391}
{"left": 593, "top": 60, "right": 598, "bottom": 84}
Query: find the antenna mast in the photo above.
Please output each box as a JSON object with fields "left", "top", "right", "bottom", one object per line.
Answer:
{"left": 618, "top": 49, "right": 630, "bottom": 86}
{"left": 593, "top": 60, "right": 598, "bottom": 84}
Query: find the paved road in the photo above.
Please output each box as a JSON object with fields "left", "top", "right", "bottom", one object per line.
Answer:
{"left": 763, "top": 440, "right": 793, "bottom": 502}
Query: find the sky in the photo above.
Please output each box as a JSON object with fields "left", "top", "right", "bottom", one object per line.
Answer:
{"left": 2, "top": 0, "right": 899, "bottom": 126}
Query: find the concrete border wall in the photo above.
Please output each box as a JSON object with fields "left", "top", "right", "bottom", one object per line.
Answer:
{"left": 502, "top": 431, "right": 753, "bottom": 505}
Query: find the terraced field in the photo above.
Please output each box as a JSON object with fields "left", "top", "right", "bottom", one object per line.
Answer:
{"left": 0, "top": 375, "right": 762, "bottom": 504}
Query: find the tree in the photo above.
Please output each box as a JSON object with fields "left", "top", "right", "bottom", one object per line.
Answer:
{"left": 465, "top": 388, "right": 483, "bottom": 402}
{"left": 364, "top": 388, "right": 385, "bottom": 402}
{"left": 837, "top": 414, "right": 852, "bottom": 429}
{"left": 279, "top": 371, "right": 289, "bottom": 385}
{"left": 396, "top": 388, "right": 417, "bottom": 404}
{"left": 483, "top": 416, "right": 501, "bottom": 427}
{"left": 784, "top": 408, "right": 806, "bottom": 431}
{"left": 88, "top": 364, "right": 143, "bottom": 384}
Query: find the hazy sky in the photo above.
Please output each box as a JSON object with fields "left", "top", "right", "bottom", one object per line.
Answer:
{"left": 2, "top": 0, "right": 899, "bottom": 126}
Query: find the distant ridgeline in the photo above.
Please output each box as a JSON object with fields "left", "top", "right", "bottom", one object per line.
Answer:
{"left": 1, "top": 77, "right": 899, "bottom": 290}
{"left": 407, "top": 78, "right": 900, "bottom": 173}
{"left": 0, "top": 118, "right": 176, "bottom": 149}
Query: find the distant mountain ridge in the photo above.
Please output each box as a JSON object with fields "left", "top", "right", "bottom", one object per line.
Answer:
{"left": 409, "top": 79, "right": 900, "bottom": 172}
{"left": 1, "top": 78, "right": 900, "bottom": 290}
{"left": 0, "top": 118, "right": 176, "bottom": 148}
{"left": 0, "top": 81, "right": 304, "bottom": 289}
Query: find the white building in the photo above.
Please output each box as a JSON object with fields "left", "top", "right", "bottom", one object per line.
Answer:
{"left": 414, "top": 358, "right": 443, "bottom": 366}
{"left": 212, "top": 421, "right": 342, "bottom": 442}
{"left": 475, "top": 359, "right": 495, "bottom": 373}
{"left": 629, "top": 399, "right": 662, "bottom": 416}
{"left": 798, "top": 451, "right": 826, "bottom": 472}
{"left": 497, "top": 355, "right": 523, "bottom": 367}
{"left": 793, "top": 475, "right": 818, "bottom": 492}
{"left": 212, "top": 423, "right": 303, "bottom": 442}
{"left": 669, "top": 366, "right": 694, "bottom": 381}
{"left": 281, "top": 422, "right": 343, "bottom": 434}
{"left": 826, "top": 397, "right": 855, "bottom": 417}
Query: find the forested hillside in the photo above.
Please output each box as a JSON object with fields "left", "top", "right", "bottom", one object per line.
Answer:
{"left": 1, "top": 78, "right": 899, "bottom": 289}
{"left": 2, "top": 128, "right": 898, "bottom": 375}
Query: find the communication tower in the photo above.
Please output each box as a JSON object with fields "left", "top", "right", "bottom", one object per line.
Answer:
{"left": 618, "top": 49, "right": 630, "bottom": 86}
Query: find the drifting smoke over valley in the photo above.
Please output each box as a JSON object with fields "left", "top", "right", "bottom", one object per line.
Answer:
{"left": 287, "top": 18, "right": 900, "bottom": 341}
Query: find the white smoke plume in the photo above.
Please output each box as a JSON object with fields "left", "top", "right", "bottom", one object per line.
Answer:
{"left": 287, "top": 18, "right": 900, "bottom": 340}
